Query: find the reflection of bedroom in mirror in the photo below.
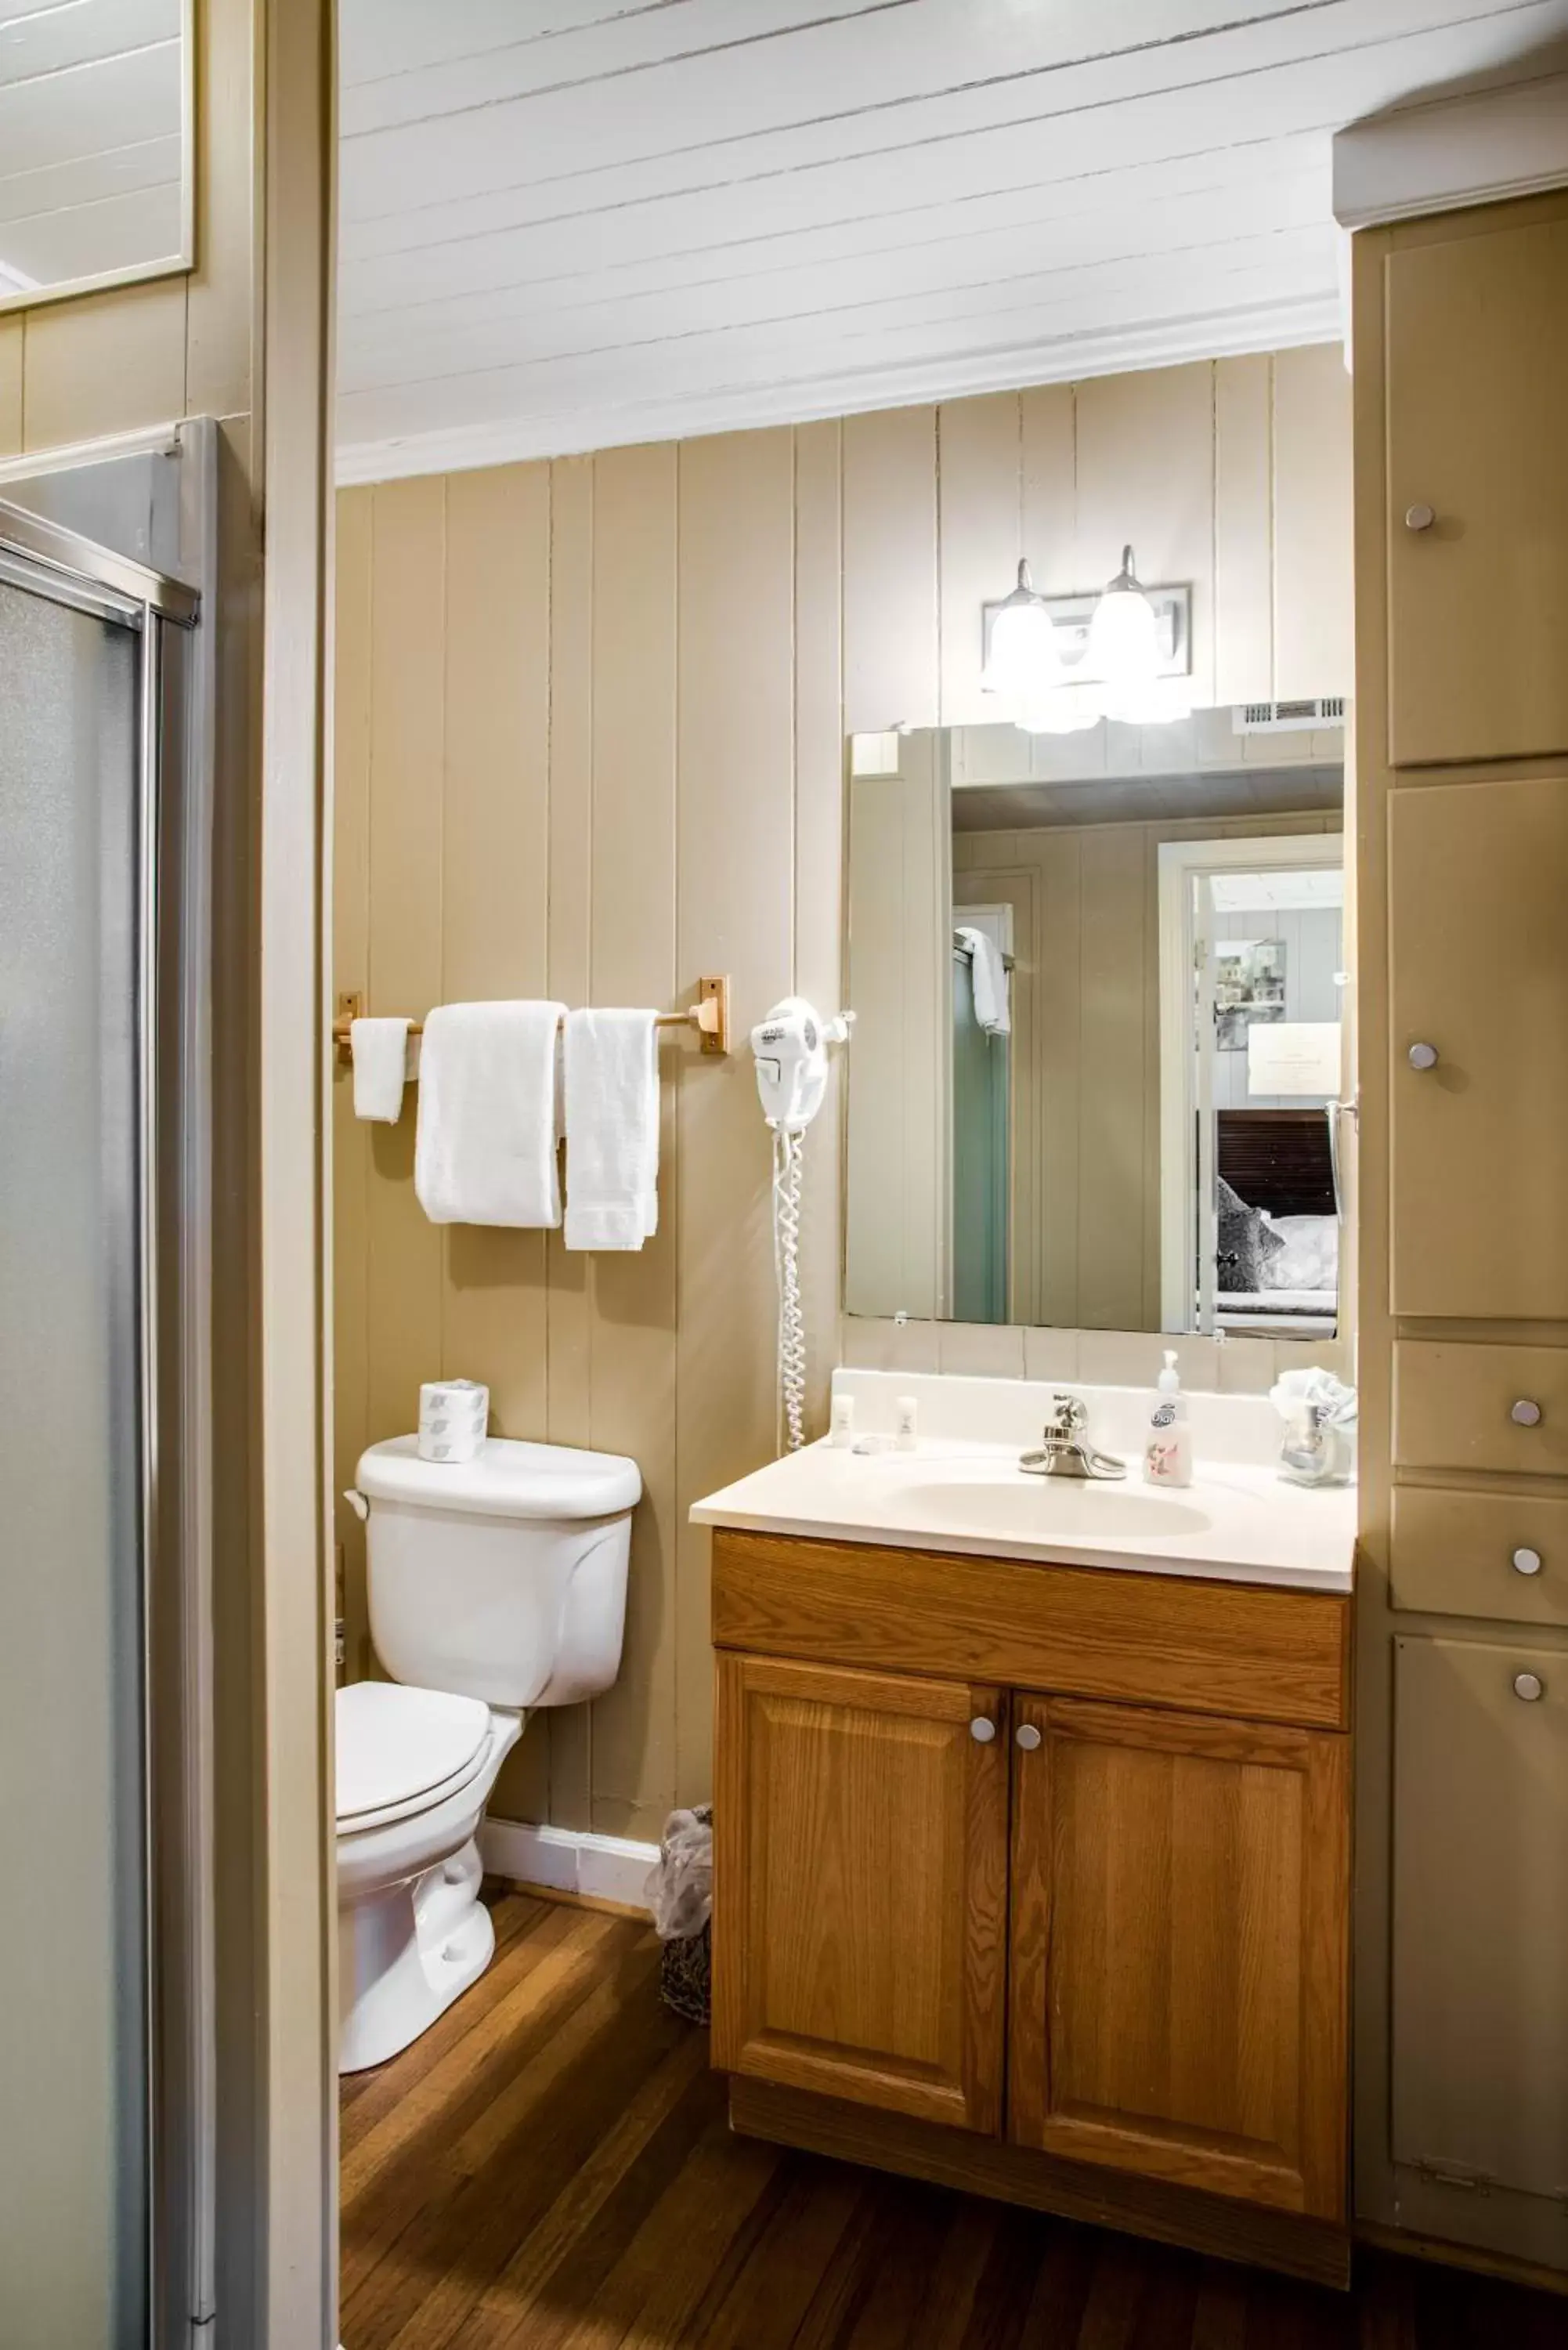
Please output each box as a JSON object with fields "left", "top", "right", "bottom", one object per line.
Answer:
{"left": 844, "top": 710, "right": 1346, "bottom": 1337}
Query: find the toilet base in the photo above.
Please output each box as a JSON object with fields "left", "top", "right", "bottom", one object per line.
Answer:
{"left": 339, "top": 1836, "right": 493, "bottom": 2074}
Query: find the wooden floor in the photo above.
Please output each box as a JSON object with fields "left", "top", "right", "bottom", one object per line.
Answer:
{"left": 341, "top": 1888, "right": 1565, "bottom": 2350}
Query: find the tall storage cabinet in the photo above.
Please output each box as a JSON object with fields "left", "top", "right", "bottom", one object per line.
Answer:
{"left": 1354, "top": 189, "right": 1568, "bottom": 2281}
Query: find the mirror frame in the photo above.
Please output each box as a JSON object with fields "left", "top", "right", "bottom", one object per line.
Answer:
{"left": 0, "top": 0, "right": 195, "bottom": 317}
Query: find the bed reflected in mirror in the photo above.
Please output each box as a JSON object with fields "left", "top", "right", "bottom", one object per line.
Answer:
{"left": 844, "top": 714, "right": 1346, "bottom": 1338}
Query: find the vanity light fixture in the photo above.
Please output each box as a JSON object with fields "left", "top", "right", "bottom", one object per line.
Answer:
{"left": 980, "top": 559, "right": 1059, "bottom": 701}
{"left": 981, "top": 547, "right": 1193, "bottom": 732}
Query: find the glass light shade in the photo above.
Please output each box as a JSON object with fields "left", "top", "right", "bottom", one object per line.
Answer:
{"left": 1086, "top": 544, "right": 1162, "bottom": 695}
{"left": 1021, "top": 679, "right": 1104, "bottom": 735}
{"left": 1103, "top": 674, "right": 1194, "bottom": 727}
{"left": 981, "top": 561, "right": 1060, "bottom": 700}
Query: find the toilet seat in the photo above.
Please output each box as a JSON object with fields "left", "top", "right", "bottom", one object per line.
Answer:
{"left": 337, "top": 1682, "right": 492, "bottom": 1834}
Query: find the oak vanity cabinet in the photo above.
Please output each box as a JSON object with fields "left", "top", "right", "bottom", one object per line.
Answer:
{"left": 712, "top": 1530, "right": 1351, "bottom": 2272}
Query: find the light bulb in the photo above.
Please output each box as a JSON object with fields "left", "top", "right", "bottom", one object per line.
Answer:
{"left": 981, "top": 559, "right": 1059, "bottom": 700}
{"left": 1021, "top": 680, "right": 1103, "bottom": 735}
{"left": 1087, "top": 544, "right": 1162, "bottom": 696}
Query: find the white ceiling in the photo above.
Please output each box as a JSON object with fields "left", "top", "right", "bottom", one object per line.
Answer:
{"left": 337, "top": 0, "right": 1568, "bottom": 481}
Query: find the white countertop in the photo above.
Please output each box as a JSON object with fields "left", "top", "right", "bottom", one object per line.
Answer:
{"left": 690, "top": 1438, "right": 1355, "bottom": 1594}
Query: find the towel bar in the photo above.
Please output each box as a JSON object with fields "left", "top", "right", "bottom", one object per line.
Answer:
{"left": 333, "top": 974, "right": 731, "bottom": 1060}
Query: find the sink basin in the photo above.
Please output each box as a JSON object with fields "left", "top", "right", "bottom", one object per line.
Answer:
{"left": 879, "top": 1472, "right": 1212, "bottom": 1547}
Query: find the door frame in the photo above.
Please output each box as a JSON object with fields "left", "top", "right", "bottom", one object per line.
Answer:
{"left": 1156, "top": 830, "right": 1346, "bottom": 1333}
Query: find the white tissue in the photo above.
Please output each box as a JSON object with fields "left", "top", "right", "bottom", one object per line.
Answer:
{"left": 417, "top": 1378, "right": 490, "bottom": 1464}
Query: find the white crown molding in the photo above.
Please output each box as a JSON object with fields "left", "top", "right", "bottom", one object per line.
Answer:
{"left": 1334, "top": 72, "right": 1568, "bottom": 230}
{"left": 479, "top": 1817, "right": 658, "bottom": 1913}
{"left": 334, "top": 292, "right": 1342, "bottom": 486}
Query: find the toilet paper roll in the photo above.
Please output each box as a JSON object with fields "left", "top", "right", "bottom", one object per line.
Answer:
{"left": 417, "top": 1379, "right": 489, "bottom": 1462}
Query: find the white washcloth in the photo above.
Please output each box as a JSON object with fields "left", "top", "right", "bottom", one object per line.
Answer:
{"left": 414, "top": 1000, "right": 565, "bottom": 1227}
{"left": 562, "top": 1009, "right": 659, "bottom": 1251}
{"left": 956, "top": 926, "right": 1010, "bottom": 1036}
{"left": 350, "top": 1017, "right": 410, "bottom": 1122}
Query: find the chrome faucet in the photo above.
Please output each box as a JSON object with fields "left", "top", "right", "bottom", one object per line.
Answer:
{"left": 1019, "top": 1393, "right": 1126, "bottom": 1481}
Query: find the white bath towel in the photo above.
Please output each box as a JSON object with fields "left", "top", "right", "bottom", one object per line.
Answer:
{"left": 414, "top": 1000, "right": 565, "bottom": 1227}
{"left": 562, "top": 1009, "right": 659, "bottom": 1251}
{"left": 956, "top": 926, "right": 1010, "bottom": 1036}
{"left": 350, "top": 1016, "right": 410, "bottom": 1122}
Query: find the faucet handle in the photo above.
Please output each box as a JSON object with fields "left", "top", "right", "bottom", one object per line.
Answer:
{"left": 1046, "top": 1392, "right": 1088, "bottom": 1437}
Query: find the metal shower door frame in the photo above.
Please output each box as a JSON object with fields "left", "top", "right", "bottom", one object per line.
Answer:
{"left": 0, "top": 482, "right": 211, "bottom": 2348}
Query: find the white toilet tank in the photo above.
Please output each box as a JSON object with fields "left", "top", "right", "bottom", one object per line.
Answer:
{"left": 354, "top": 1437, "right": 641, "bottom": 1709}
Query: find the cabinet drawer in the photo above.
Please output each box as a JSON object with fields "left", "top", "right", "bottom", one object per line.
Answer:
{"left": 712, "top": 1530, "right": 1349, "bottom": 1730}
{"left": 1394, "top": 1341, "right": 1568, "bottom": 1477}
{"left": 1392, "top": 1488, "right": 1568, "bottom": 1627}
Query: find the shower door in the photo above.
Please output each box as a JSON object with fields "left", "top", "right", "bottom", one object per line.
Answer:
{"left": 0, "top": 501, "right": 200, "bottom": 2348}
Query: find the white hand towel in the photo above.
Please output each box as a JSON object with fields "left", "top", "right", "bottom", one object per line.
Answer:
{"left": 562, "top": 1009, "right": 659, "bottom": 1251}
{"left": 956, "top": 926, "right": 1010, "bottom": 1036}
{"left": 414, "top": 1000, "right": 565, "bottom": 1227}
{"left": 350, "top": 1016, "right": 410, "bottom": 1122}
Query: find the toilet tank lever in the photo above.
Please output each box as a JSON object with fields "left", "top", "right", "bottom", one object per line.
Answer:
{"left": 344, "top": 1488, "right": 370, "bottom": 1524}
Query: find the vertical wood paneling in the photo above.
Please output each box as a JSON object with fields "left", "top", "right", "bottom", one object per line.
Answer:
{"left": 1076, "top": 830, "right": 1147, "bottom": 1332}
{"left": 843, "top": 403, "right": 938, "bottom": 732}
{"left": 586, "top": 443, "right": 679, "bottom": 1838}
{"left": 364, "top": 477, "right": 446, "bottom": 1450}
{"left": 338, "top": 345, "right": 1353, "bottom": 1831}
{"left": 0, "top": 320, "right": 21, "bottom": 453}
{"left": 1215, "top": 355, "right": 1274, "bottom": 705}
{"left": 333, "top": 488, "right": 374, "bottom": 1679}
{"left": 675, "top": 427, "right": 797, "bottom": 1809}
{"left": 441, "top": 463, "right": 552, "bottom": 1466}
{"left": 938, "top": 391, "right": 1021, "bottom": 727}
{"left": 793, "top": 419, "right": 845, "bottom": 1430}
{"left": 1021, "top": 384, "right": 1078, "bottom": 592}
{"left": 1274, "top": 343, "right": 1353, "bottom": 700}
{"left": 1077, "top": 362, "right": 1217, "bottom": 704}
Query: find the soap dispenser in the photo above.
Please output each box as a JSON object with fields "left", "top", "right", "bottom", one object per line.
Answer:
{"left": 1143, "top": 1350, "right": 1193, "bottom": 1488}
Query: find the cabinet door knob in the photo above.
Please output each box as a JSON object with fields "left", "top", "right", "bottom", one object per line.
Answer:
{"left": 1514, "top": 1672, "right": 1545, "bottom": 1702}
{"left": 1015, "top": 1723, "right": 1042, "bottom": 1752}
{"left": 1404, "top": 502, "right": 1436, "bottom": 531}
{"left": 1407, "top": 1041, "right": 1439, "bottom": 1071}
{"left": 1512, "top": 1399, "right": 1543, "bottom": 1427}
{"left": 1512, "top": 1546, "right": 1544, "bottom": 1576}
{"left": 970, "top": 1716, "right": 997, "bottom": 1744}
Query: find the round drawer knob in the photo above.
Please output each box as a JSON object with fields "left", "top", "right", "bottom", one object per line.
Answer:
{"left": 1015, "top": 1723, "right": 1042, "bottom": 1752}
{"left": 1513, "top": 1672, "right": 1545, "bottom": 1703}
{"left": 970, "top": 1716, "right": 997, "bottom": 1744}
{"left": 1512, "top": 1399, "right": 1543, "bottom": 1428}
{"left": 1513, "top": 1546, "right": 1544, "bottom": 1577}
{"left": 1407, "top": 1042, "right": 1439, "bottom": 1072}
{"left": 1404, "top": 502, "right": 1436, "bottom": 531}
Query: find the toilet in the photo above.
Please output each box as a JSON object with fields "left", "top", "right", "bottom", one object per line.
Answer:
{"left": 336, "top": 1434, "right": 640, "bottom": 2073}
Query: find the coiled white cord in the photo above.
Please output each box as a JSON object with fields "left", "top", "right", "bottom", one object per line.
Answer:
{"left": 771, "top": 1123, "right": 807, "bottom": 1452}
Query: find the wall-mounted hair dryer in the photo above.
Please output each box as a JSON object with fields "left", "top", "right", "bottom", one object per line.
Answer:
{"left": 750, "top": 996, "right": 853, "bottom": 1133}
{"left": 750, "top": 996, "right": 853, "bottom": 1453}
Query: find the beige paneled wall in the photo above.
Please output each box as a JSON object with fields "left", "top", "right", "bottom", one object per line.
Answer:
{"left": 335, "top": 345, "right": 1352, "bottom": 1829}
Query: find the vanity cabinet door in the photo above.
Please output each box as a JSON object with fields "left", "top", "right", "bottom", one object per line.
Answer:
{"left": 712, "top": 1653, "right": 1008, "bottom": 2133}
{"left": 1007, "top": 1694, "right": 1348, "bottom": 2218}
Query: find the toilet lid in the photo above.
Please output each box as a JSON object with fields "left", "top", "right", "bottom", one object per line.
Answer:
{"left": 336, "top": 1682, "right": 491, "bottom": 1824}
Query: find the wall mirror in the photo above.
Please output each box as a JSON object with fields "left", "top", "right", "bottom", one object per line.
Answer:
{"left": 844, "top": 711, "right": 1347, "bottom": 1340}
{"left": 0, "top": 0, "right": 192, "bottom": 312}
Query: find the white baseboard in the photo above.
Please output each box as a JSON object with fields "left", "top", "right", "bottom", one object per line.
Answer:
{"left": 479, "top": 1817, "right": 658, "bottom": 1914}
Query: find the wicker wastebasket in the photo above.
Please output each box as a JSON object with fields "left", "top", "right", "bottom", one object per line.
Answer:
{"left": 649, "top": 1802, "right": 712, "bottom": 2026}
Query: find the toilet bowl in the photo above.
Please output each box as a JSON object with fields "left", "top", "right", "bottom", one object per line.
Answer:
{"left": 337, "top": 1435, "right": 639, "bottom": 2073}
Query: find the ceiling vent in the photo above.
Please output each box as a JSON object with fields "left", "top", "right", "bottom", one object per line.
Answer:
{"left": 1234, "top": 697, "right": 1346, "bottom": 734}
